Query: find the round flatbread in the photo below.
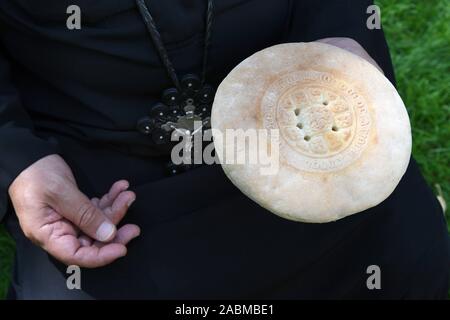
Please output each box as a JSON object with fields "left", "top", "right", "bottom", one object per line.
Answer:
{"left": 211, "top": 42, "right": 411, "bottom": 223}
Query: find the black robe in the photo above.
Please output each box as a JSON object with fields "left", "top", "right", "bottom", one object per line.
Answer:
{"left": 0, "top": 0, "right": 448, "bottom": 299}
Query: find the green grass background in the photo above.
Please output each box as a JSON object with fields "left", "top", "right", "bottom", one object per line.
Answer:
{"left": 0, "top": 0, "right": 448, "bottom": 299}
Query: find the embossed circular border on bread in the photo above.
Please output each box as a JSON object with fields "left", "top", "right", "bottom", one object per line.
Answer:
{"left": 261, "top": 69, "right": 373, "bottom": 172}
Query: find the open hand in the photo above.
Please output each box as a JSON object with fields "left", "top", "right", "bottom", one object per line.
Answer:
{"left": 8, "top": 154, "right": 140, "bottom": 268}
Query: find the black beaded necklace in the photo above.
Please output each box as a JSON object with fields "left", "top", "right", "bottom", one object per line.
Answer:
{"left": 135, "top": 0, "right": 215, "bottom": 150}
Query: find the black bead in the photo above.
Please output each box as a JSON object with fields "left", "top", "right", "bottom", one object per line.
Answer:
{"left": 166, "top": 161, "right": 181, "bottom": 176}
{"left": 136, "top": 117, "right": 155, "bottom": 135}
{"left": 162, "top": 87, "right": 180, "bottom": 106}
{"left": 151, "top": 127, "right": 171, "bottom": 145}
{"left": 197, "top": 104, "right": 210, "bottom": 115}
{"left": 181, "top": 74, "right": 201, "bottom": 91}
{"left": 169, "top": 106, "right": 182, "bottom": 117}
{"left": 198, "top": 85, "right": 215, "bottom": 103}
{"left": 150, "top": 102, "right": 170, "bottom": 119}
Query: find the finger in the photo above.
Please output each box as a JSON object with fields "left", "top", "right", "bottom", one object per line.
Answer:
{"left": 71, "top": 243, "right": 127, "bottom": 268}
{"left": 344, "top": 43, "right": 382, "bottom": 72}
{"left": 78, "top": 235, "right": 92, "bottom": 247}
{"left": 49, "top": 184, "right": 117, "bottom": 242}
{"left": 91, "top": 197, "right": 100, "bottom": 207}
{"left": 42, "top": 227, "right": 127, "bottom": 268}
{"left": 112, "top": 224, "right": 141, "bottom": 245}
{"left": 92, "top": 224, "right": 140, "bottom": 248}
{"left": 99, "top": 180, "right": 129, "bottom": 209}
{"left": 104, "top": 191, "right": 136, "bottom": 225}
{"left": 55, "top": 242, "right": 127, "bottom": 268}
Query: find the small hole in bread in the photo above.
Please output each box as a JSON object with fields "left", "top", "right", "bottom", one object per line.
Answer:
{"left": 297, "top": 123, "right": 303, "bottom": 129}
{"left": 304, "top": 135, "right": 311, "bottom": 141}
{"left": 323, "top": 101, "right": 328, "bottom": 106}
{"left": 294, "top": 108, "right": 300, "bottom": 116}
{"left": 332, "top": 125, "right": 339, "bottom": 132}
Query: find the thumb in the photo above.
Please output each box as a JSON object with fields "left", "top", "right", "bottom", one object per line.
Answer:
{"left": 50, "top": 184, "right": 117, "bottom": 242}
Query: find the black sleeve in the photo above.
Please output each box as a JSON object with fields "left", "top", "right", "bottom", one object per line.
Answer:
{"left": 286, "top": 0, "right": 396, "bottom": 84}
{"left": 0, "top": 45, "right": 60, "bottom": 221}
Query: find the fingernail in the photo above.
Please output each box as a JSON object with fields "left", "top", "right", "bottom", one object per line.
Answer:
{"left": 96, "top": 222, "right": 116, "bottom": 242}
{"left": 127, "top": 197, "right": 136, "bottom": 207}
